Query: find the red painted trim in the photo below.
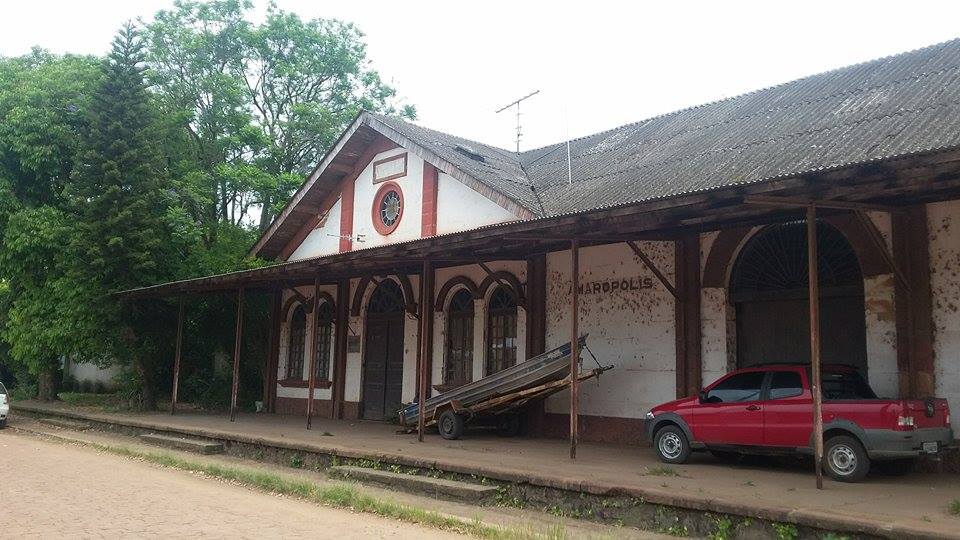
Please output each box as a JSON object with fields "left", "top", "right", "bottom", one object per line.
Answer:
{"left": 339, "top": 178, "right": 355, "bottom": 252}
{"left": 421, "top": 162, "right": 439, "bottom": 237}
{"left": 371, "top": 181, "right": 404, "bottom": 236}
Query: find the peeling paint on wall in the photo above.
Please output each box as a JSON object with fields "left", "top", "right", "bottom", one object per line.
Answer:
{"left": 928, "top": 200, "right": 960, "bottom": 415}
{"left": 545, "top": 242, "right": 676, "bottom": 419}
{"left": 864, "top": 274, "right": 898, "bottom": 398}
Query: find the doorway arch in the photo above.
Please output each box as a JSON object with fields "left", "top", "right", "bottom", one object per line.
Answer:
{"left": 730, "top": 220, "right": 867, "bottom": 373}
{"left": 362, "top": 280, "right": 406, "bottom": 420}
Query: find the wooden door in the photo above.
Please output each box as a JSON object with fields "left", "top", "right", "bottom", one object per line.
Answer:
{"left": 362, "top": 316, "right": 404, "bottom": 420}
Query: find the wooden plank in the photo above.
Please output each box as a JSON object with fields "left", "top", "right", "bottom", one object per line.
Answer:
{"left": 570, "top": 239, "right": 580, "bottom": 460}
{"left": 745, "top": 194, "right": 901, "bottom": 213}
{"left": 170, "top": 297, "right": 185, "bottom": 415}
{"left": 332, "top": 279, "right": 350, "bottom": 419}
{"left": 627, "top": 241, "right": 678, "bottom": 299}
{"left": 417, "top": 259, "right": 434, "bottom": 442}
{"left": 306, "top": 277, "right": 321, "bottom": 429}
{"left": 807, "top": 206, "right": 824, "bottom": 490}
{"left": 229, "top": 288, "right": 245, "bottom": 422}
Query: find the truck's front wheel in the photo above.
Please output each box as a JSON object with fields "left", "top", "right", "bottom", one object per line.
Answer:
{"left": 654, "top": 425, "right": 691, "bottom": 464}
{"left": 823, "top": 435, "right": 870, "bottom": 482}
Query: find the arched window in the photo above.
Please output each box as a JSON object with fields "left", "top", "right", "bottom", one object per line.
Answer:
{"left": 445, "top": 289, "right": 474, "bottom": 385}
{"left": 730, "top": 220, "right": 866, "bottom": 372}
{"left": 287, "top": 305, "right": 307, "bottom": 380}
{"left": 314, "top": 301, "right": 334, "bottom": 381}
{"left": 486, "top": 286, "right": 518, "bottom": 375}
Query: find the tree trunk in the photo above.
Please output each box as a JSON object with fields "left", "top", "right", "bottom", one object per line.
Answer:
{"left": 133, "top": 353, "right": 157, "bottom": 411}
{"left": 36, "top": 364, "right": 60, "bottom": 401}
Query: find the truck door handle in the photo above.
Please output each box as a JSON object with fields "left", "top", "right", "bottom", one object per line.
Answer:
{"left": 746, "top": 405, "right": 761, "bottom": 411}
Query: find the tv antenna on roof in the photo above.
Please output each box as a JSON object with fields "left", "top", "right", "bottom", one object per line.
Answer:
{"left": 495, "top": 90, "right": 539, "bottom": 152}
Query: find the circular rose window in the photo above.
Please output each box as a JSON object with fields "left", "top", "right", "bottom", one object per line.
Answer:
{"left": 372, "top": 181, "right": 404, "bottom": 235}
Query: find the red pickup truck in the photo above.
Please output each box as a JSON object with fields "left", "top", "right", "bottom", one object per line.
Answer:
{"left": 644, "top": 364, "right": 953, "bottom": 482}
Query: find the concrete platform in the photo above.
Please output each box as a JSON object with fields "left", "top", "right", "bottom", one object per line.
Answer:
{"left": 38, "top": 417, "right": 91, "bottom": 431}
{"left": 139, "top": 433, "right": 224, "bottom": 455}
{"left": 12, "top": 401, "right": 960, "bottom": 539}
{"left": 328, "top": 465, "right": 498, "bottom": 501}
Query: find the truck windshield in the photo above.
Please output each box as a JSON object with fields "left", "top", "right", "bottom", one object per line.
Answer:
{"left": 821, "top": 370, "right": 877, "bottom": 400}
{"left": 0, "top": 382, "right": 6, "bottom": 395}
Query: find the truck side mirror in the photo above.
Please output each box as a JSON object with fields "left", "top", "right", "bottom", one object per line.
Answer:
{"left": 698, "top": 390, "right": 708, "bottom": 403}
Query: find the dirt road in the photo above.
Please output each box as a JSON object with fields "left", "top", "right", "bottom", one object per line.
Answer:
{"left": 0, "top": 431, "right": 458, "bottom": 539}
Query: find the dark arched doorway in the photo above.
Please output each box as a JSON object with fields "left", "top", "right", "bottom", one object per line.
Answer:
{"left": 362, "top": 280, "right": 406, "bottom": 420}
{"left": 731, "top": 221, "right": 867, "bottom": 373}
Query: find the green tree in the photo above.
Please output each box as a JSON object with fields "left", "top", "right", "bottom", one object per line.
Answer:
{"left": 69, "top": 23, "right": 180, "bottom": 409}
{"left": 0, "top": 52, "right": 99, "bottom": 399}
{"left": 143, "top": 0, "right": 415, "bottom": 235}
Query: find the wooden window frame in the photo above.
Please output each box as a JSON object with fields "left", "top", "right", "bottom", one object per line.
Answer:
{"left": 485, "top": 286, "right": 518, "bottom": 375}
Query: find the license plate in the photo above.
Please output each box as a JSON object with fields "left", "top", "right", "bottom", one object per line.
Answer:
{"left": 922, "top": 441, "right": 939, "bottom": 454}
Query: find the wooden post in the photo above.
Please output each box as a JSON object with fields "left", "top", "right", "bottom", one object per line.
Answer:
{"left": 807, "top": 206, "right": 824, "bottom": 489}
{"left": 417, "top": 259, "right": 434, "bottom": 442}
{"left": 170, "top": 297, "right": 185, "bottom": 415}
{"left": 332, "top": 279, "right": 350, "bottom": 419}
{"left": 570, "top": 239, "right": 580, "bottom": 459}
{"left": 230, "top": 288, "right": 245, "bottom": 422}
{"left": 306, "top": 278, "right": 321, "bottom": 430}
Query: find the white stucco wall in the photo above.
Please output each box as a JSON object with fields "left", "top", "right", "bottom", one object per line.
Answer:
{"left": 545, "top": 242, "right": 677, "bottom": 419}
{"left": 352, "top": 148, "right": 424, "bottom": 249}
{"left": 929, "top": 200, "right": 960, "bottom": 416}
{"left": 288, "top": 199, "right": 342, "bottom": 261}
{"left": 65, "top": 359, "right": 120, "bottom": 390}
{"left": 435, "top": 172, "right": 517, "bottom": 235}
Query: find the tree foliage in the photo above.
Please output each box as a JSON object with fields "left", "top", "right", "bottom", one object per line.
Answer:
{"left": 0, "top": 2, "right": 414, "bottom": 407}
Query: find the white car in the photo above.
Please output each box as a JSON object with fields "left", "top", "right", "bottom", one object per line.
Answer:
{"left": 0, "top": 382, "right": 8, "bottom": 428}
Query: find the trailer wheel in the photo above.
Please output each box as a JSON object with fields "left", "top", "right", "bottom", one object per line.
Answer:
{"left": 438, "top": 410, "right": 465, "bottom": 440}
{"left": 497, "top": 414, "right": 522, "bottom": 437}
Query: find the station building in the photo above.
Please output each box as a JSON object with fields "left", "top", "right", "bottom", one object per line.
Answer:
{"left": 131, "top": 39, "right": 960, "bottom": 444}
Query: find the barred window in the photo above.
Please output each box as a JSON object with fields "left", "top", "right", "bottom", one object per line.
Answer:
{"left": 286, "top": 305, "right": 306, "bottom": 380}
{"left": 444, "top": 289, "right": 474, "bottom": 386}
{"left": 314, "top": 301, "right": 334, "bottom": 381}
{"left": 486, "top": 286, "right": 517, "bottom": 375}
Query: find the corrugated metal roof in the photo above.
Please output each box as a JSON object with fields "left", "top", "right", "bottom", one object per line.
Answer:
{"left": 373, "top": 38, "right": 960, "bottom": 217}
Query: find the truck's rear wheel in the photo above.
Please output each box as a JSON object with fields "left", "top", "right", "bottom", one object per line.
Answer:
{"left": 654, "top": 425, "right": 691, "bottom": 464}
{"left": 438, "top": 410, "right": 465, "bottom": 440}
{"left": 823, "top": 435, "right": 870, "bottom": 482}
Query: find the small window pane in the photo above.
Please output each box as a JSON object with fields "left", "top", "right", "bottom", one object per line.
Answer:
{"left": 768, "top": 371, "right": 803, "bottom": 400}
{"left": 706, "top": 372, "right": 765, "bottom": 403}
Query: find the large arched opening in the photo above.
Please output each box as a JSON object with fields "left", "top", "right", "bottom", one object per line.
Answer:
{"left": 730, "top": 220, "right": 867, "bottom": 373}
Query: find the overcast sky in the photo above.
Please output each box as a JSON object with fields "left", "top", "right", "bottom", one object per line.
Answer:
{"left": 2, "top": 1, "right": 959, "bottom": 152}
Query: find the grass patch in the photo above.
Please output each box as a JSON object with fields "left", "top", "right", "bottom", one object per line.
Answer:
{"left": 74, "top": 439, "right": 564, "bottom": 539}
{"left": 645, "top": 466, "right": 681, "bottom": 477}
{"left": 57, "top": 392, "right": 122, "bottom": 408}
{"left": 949, "top": 498, "right": 960, "bottom": 516}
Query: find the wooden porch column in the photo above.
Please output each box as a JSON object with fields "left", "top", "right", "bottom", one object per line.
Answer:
{"left": 570, "top": 239, "right": 580, "bottom": 459}
{"left": 229, "top": 288, "right": 245, "bottom": 422}
{"left": 332, "top": 279, "right": 350, "bottom": 419}
{"left": 170, "top": 297, "right": 185, "bottom": 415}
{"left": 417, "top": 259, "right": 434, "bottom": 442}
{"left": 264, "top": 290, "right": 282, "bottom": 413}
{"left": 306, "top": 277, "right": 321, "bottom": 429}
{"left": 674, "top": 234, "right": 702, "bottom": 398}
{"left": 892, "top": 205, "right": 935, "bottom": 398}
{"left": 807, "top": 206, "right": 825, "bottom": 490}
